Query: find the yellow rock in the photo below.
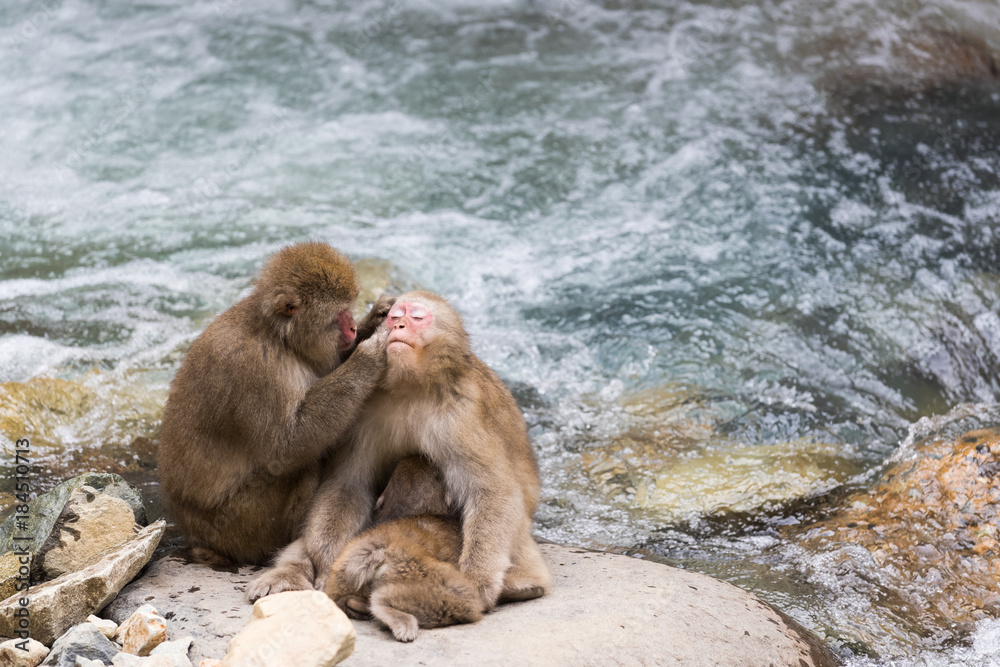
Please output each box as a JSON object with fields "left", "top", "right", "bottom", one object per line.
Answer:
{"left": 793, "top": 426, "right": 1000, "bottom": 646}
{"left": 0, "top": 552, "right": 25, "bottom": 602}
{"left": 116, "top": 603, "right": 168, "bottom": 656}
{"left": 0, "top": 378, "right": 97, "bottom": 453}
{"left": 351, "top": 257, "right": 417, "bottom": 319}
{"left": 577, "top": 384, "right": 861, "bottom": 523}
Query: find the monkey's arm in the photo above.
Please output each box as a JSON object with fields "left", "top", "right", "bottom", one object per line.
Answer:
{"left": 261, "top": 332, "right": 387, "bottom": 474}
{"left": 304, "top": 464, "right": 378, "bottom": 591}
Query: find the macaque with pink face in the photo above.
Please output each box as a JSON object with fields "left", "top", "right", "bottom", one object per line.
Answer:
{"left": 248, "top": 290, "right": 551, "bottom": 609}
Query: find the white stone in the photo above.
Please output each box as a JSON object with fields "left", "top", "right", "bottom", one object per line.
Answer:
{"left": 86, "top": 615, "right": 118, "bottom": 639}
{"left": 220, "top": 590, "right": 355, "bottom": 667}
{"left": 0, "top": 637, "right": 49, "bottom": 667}
{"left": 148, "top": 637, "right": 194, "bottom": 667}
{"left": 73, "top": 659, "right": 105, "bottom": 667}
{"left": 115, "top": 604, "right": 167, "bottom": 656}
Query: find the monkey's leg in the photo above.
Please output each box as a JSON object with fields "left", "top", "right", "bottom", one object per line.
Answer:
{"left": 500, "top": 530, "right": 551, "bottom": 603}
{"left": 245, "top": 538, "right": 315, "bottom": 602}
{"left": 370, "top": 588, "right": 420, "bottom": 642}
{"left": 304, "top": 473, "right": 375, "bottom": 592}
{"left": 456, "top": 477, "right": 524, "bottom": 610}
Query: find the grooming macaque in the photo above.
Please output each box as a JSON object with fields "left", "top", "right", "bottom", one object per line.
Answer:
{"left": 248, "top": 290, "right": 550, "bottom": 608}
{"left": 158, "top": 242, "right": 394, "bottom": 568}
{"left": 325, "top": 456, "right": 483, "bottom": 642}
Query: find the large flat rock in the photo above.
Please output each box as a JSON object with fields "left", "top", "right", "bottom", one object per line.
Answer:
{"left": 104, "top": 544, "right": 836, "bottom": 666}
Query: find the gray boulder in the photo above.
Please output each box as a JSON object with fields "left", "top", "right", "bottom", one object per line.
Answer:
{"left": 39, "top": 623, "right": 117, "bottom": 667}
{"left": 103, "top": 544, "right": 836, "bottom": 666}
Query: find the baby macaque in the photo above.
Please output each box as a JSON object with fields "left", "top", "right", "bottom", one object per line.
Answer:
{"left": 324, "top": 456, "right": 483, "bottom": 642}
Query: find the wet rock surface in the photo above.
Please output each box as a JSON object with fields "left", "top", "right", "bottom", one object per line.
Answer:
{"left": 105, "top": 544, "right": 836, "bottom": 666}
{"left": 577, "top": 386, "right": 862, "bottom": 525}
{"left": 791, "top": 424, "right": 1000, "bottom": 647}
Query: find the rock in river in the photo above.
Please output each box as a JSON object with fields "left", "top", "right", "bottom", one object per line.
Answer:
{"left": 793, "top": 422, "right": 1000, "bottom": 647}
{"left": 105, "top": 543, "right": 836, "bottom": 666}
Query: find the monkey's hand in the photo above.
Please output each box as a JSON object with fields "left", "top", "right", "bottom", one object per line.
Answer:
{"left": 354, "top": 326, "right": 388, "bottom": 364}
{"left": 370, "top": 293, "right": 397, "bottom": 320}
{"left": 245, "top": 564, "right": 313, "bottom": 602}
{"left": 353, "top": 294, "right": 397, "bottom": 345}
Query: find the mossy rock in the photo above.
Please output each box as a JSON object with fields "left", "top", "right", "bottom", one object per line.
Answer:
{"left": 0, "top": 473, "right": 146, "bottom": 569}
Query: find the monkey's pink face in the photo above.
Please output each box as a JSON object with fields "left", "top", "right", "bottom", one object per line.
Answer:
{"left": 386, "top": 302, "right": 434, "bottom": 352}
{"left": 336, "top": 309, "right": 357, "bottom": 349}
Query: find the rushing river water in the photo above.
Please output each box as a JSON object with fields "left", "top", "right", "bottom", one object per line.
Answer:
{"left": 2, "top": 0, "right": 1000, "bottom": 663}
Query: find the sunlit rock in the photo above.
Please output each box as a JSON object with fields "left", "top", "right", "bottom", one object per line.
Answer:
{"left": 111, "top": 637, "right": 194, "bottom": 667}
{"left": 103, "top": 545, "right": 836, "bottom": 666}
{"left": 792, "top": 425, "right": 1000, "bottom": 646}
{"left": 221, "top": 591, "right": 355, "bottom": 667}
{"left": 86, "top": 615, "right": 118, "bottom": 639}
{"left": 37, "top": 487, "right": 140, "bottom": 580}
{"left": 351, "top": 257, "right": 418, "bottom": 318}
{"left": 579, "top": 386, "right": 860, "bottom": 524}
{"left": 115, "top": 605, "right": 167, "bottom": 657}
{"left": 0, "top": 521, "right": 165, "bottom": 645}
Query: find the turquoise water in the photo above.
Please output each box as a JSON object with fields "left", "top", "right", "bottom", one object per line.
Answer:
{"left": 1, "top": 0, "right": 999, "bottom": 663}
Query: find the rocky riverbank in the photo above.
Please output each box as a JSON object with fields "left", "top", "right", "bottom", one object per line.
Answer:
{"left": 0, "top": 472, "right": 837, "bottom": 666}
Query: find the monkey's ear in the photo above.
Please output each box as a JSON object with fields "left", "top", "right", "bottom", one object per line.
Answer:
{"left": 270, "top": 287, "right": 301, "bottom": 318}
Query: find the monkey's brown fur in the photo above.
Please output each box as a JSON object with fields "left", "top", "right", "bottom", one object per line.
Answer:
{"left": 325, "top": 456, "right": 483, "bottom": 642}
{"left": 158, "top": 242, "right": 393, "bottom": 568}
{"left": 250, "top": 290, "right": 551, "bottom": 608}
